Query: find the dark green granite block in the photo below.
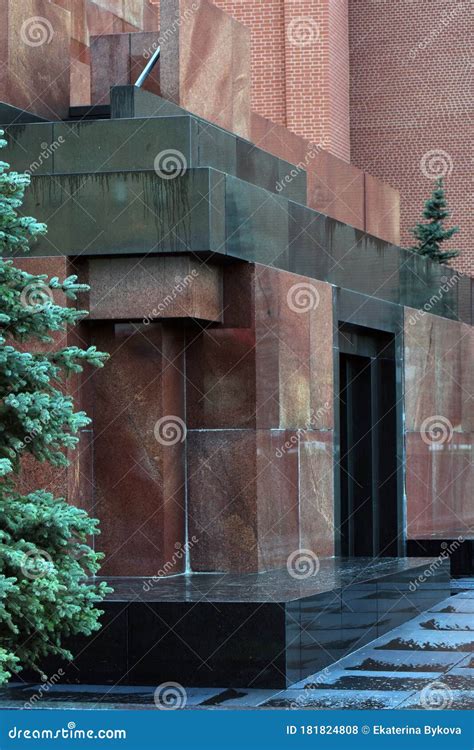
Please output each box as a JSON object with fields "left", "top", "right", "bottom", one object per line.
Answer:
{"left": 191, "top": 117, "right": 237, "bottom": 176}
{"left": 225, "top": 174, "right": 290, "bottom": 267}
{"left": 21, "top": 168, "right": 224, "bottom": 257}
{"left": 288, "top": 201, "right": 329, "bottom": 280}
{"left": 53, "top": 117, "right": 192, "bottom": 175}
{"left": 110, "top": 86, "right": 188, "bottom": 119}
{"left": 2, "top": 122, "right": 55, "bottom": 175}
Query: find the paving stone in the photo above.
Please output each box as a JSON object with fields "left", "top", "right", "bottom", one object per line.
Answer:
{"left": 376, "top": 630, "right": 474, "bottom": 652}
{"left": 449, "top": 655, "right": 474, "bottom": 669}
{"left": 200, "top": 688, "right": 280, "bottom": 707}
{"left": 300, "top": 669, "right": 441, "bottom": 692}
{"left": 262, "top": 689, "right": 412, "bottom": 710}
{"left": 442, "top": 672, "right": 474, "bottom": 690}
{"left": 429, "top": 597, "right": 474, "bottom": 614}
{"left": 398, "top": 690, "right": 474, "bottom": 710}
{"left": 326, "top": 648, "right": 470, "bottom": 673}
{"left": 417, "top": 613, "right": 474, "bottom": 631}
{"left": 0, "top": 684, "right": 223, "bottom": 709}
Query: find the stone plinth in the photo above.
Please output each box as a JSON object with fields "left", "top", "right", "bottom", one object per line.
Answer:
{"left": 160, "top": 0, "right": 251, "bottom": 139}
{"left": 84, "top": 255, "right": 223, "bottom": 322}
{"left": 37, "top": 558, "right": 451, "bottom": 687}
{"left": 90, "top": 32, "right": 160, "bottom": 105}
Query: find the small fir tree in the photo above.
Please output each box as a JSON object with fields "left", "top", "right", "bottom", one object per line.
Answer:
{"left": 408, "top": 178, "right": 459, "bottom": 263}
{"left": 0, "top": 129, "right": 110, "bottom": 683}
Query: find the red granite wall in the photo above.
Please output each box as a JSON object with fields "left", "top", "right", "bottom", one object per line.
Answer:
{"left": 0, "top": 0, "right": 72, "bottom": 118}
{"left": 160, "top": 0, "right": 251, "bottom": 138}
{"left": 13, "top": 256, "right": 335, "bottom": 576}
{"left": 52, "top": 0, "right": 160, "bottom": 105}
{"left": 90, "top": 261, "right": 335, "bottom": 575}
{"left": 90, "top": 322, "right": 187, "bottom": 576}
{"left": 404, "top": 308, "right": 473, "bottom": 539}
{"left": 186, "top": 262, "right": 335, "bottom": 572}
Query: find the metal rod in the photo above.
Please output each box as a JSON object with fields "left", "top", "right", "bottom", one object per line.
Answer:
{"left": 135, "top": 45, "right": 161, "bottom": 88}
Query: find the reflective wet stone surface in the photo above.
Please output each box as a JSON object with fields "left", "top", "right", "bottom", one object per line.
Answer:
{"left": 1, "top": 588, "right": 472, "bottom": 710}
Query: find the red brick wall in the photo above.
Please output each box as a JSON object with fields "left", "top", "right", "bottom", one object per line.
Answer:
{"left": 328, "top": 0, "right": 350, "bottom": 162}
{"left": 214, "top": 0, "right": 350, "bottom": 161}
{"left": 348, "top": 0, "right": 472, "bottom": 275}
{"left": 214, "top": 0, "right": 287, "bottom": 127}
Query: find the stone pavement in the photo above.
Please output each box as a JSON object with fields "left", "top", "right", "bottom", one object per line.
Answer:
{"left": 0, "top": 592, "right": 472, "bottom": 710}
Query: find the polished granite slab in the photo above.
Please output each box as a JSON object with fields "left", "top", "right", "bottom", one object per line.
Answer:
{"left": 98, "top": 556, "right": 447, "bottom": 603}
{"left": 3, "top": 592, "right": 472, "bottom": 710}
{"left": 24, "top": 558, "right": 450, "bottom": 689}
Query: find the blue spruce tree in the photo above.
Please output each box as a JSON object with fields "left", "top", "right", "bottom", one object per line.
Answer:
{"left": 409, "top": 178, "right": 459, "bottom": 263}
{"left": 0, "top": 130, "right": 110, "bottom": 683}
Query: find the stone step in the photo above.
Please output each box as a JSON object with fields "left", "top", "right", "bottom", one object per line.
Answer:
{"left": 18, "top": 558, "right": 450, "bottom": 688}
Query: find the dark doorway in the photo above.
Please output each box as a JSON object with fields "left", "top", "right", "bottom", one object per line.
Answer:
{"left": 338, "top": 325, "right": 398, "bottom": 557}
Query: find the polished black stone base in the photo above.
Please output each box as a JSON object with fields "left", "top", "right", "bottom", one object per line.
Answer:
{"left": 32, "top": 558, "right": 450, "bottom": 689}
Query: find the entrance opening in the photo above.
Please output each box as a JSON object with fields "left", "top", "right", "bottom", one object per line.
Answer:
{"left": 338, "top": 324, "right": 398, "bottom": 557}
